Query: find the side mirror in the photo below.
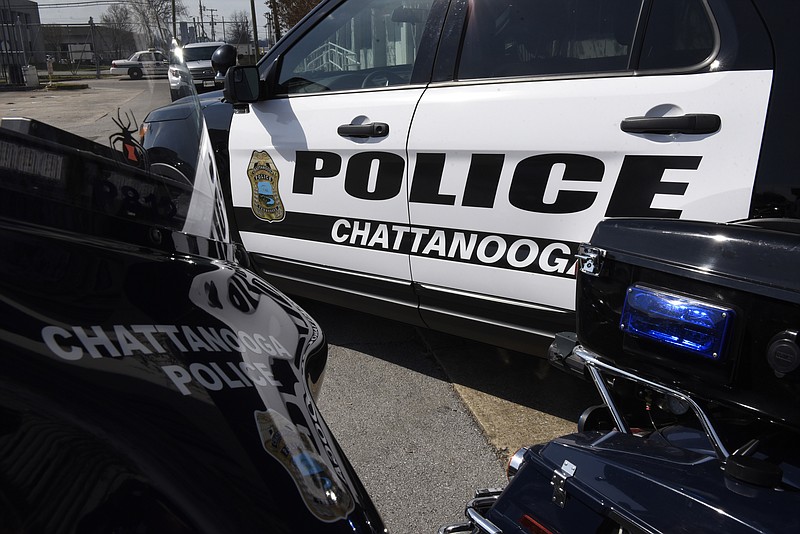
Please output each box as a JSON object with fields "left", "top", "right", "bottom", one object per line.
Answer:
{"left": 224, "top": 65, "right": 263, "bottom": 103}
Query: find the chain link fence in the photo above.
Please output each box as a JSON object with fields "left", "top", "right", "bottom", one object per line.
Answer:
{"left": 1, "top": 20, "right": 258, "bottom": 86}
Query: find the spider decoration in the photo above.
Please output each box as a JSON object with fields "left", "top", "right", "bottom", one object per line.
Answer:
{"left": 109, "top": 108, "right": 149, "bottom": 170}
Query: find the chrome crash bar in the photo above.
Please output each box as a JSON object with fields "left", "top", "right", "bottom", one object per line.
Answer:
{"left": 437, "top": 491, "right": 503, "bottom": 534}
{"left": 572, "top": 345, "right": 731, "bottom": 459}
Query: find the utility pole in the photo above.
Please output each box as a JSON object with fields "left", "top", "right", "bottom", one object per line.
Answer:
{"left": 203, "top": 6, "right": 218, "bottom": 41}
{"left": 89, "top": 16, "right": 99, "bottom": 78}
{"left": 266, "top": 0, "right": 281, "bottom": 42}
{"left": 16, "top": 14, "right": 26, "bottom": 66}
{"left": 250, "top": 0, "right": 260, "bottom": 59}
{"left": 172, "top": 0, "right": 176, "bottom": 40}
{"left": 198, "top": 0, "right": 206, "bottom": 40}
{"left": 221, "top": 17, "right": 226, "bottom": 43}
{"left": 264, "top": 12, "right": 273, "bottom": 48}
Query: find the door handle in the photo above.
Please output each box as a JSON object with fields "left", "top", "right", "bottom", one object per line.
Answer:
{"left": 620, "top": 113, "right": 721, "bottom": 135}
{"left": 337, "top": 122, "right": 390, "bottom": 138}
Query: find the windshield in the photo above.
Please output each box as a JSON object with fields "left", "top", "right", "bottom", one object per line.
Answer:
{"left": 183, "top": 45, "right": 224, "bottom": 62}
{"left": 0, "top": 36, "right": 232, "bottom": 248}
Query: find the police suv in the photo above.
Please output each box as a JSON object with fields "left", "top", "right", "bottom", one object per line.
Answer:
{"left": 205, "top": 0, "right": 798, "bottom": 355}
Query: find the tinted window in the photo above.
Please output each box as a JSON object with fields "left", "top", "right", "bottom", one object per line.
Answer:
{"left": 458, "top": 0, "right": 642, "bottom": 79}
{"left": 278, "top": 0, "right": 435, "bottom": 93}
{"left": 184, "top": 46, "right": 221, "bottom": 62}
{"left": 638, "top": 0, "right": 715, "bottom": 70}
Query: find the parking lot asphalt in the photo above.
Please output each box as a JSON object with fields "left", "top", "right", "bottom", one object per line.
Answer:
{"left": 0, "top": 78, "right": 599, "bottom": 532}
{"left": 305, "top": 298, "right": 598, "bottom": 532}
{"left": 0, "top": 77, "right": 170, "bottom": 143}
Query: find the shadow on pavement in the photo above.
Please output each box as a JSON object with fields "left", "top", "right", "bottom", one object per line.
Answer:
{"left": 295, "top": 297, "right": 599, "bottom": 427}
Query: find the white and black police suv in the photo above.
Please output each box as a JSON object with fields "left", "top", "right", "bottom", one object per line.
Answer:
{"left": 201, "top": 0, "right": 798, "bottom": 355}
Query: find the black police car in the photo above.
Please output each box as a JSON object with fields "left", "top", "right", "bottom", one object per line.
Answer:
{"left": 0, "top": 44, "right": 386, "bottom": 533}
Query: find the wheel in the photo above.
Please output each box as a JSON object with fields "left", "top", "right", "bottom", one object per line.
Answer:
{"left": 129, "top": 67, "right": 143, "bottom": 80}
{"left": 361, "top": 69, "right": 404, "bottom": 88}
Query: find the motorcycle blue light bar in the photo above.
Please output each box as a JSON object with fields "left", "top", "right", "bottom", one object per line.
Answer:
{"left": 620, "top": 285, "right": 734, "bottom": 360}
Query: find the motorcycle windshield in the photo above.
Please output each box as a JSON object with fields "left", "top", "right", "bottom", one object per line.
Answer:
{"left": 0, "top": 38, "right": 230, "bottom": 249}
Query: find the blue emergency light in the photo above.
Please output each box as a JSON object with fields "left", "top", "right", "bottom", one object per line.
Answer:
{"left": 620, "top": 285, "right": 734, "bottom": 360}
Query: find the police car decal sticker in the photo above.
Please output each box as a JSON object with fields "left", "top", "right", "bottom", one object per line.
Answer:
{"left": 254, "top": 409, "right": 355, "bottom": 522}
{"left": 235, "top": 209, "right": 580, "bottom": 278}
{"left": 247, "top": 150, "right": 285, "bottom": 222}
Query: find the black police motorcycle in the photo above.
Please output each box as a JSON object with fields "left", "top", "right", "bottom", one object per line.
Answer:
{"left": 441, "top": 217, "right": 800, "bottom": 533}
{"left": 0, "top": 43, "right": 385, "bottom": 533}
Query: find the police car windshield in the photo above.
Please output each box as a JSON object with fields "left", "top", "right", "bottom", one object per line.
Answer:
{"left": 0, "top": 36, "right": 229, "bottom": 245}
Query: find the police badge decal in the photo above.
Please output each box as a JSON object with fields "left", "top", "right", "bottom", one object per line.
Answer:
{"left": 247, "top": 150, "right": 285, "bottom": 222}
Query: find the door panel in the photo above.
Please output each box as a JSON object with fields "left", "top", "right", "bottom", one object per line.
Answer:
{"left": 228, "top": 0, "right": 439, "bottom": 304}
{"left": 230, "top": 89, "right": 425, "bottom": 282}
{"left": 405, "top": 0, "right": 772, "bottom": 315}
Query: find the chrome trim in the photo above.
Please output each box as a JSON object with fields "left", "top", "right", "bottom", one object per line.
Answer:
{"left": 576, "top": 244, "right": 605, "bottom": 276}
{"left": 573, "top": 346, "right": 731, "bottom": 459}
{"left": 467, "top": 495, "right": 503, "bottom": 534}
{"left": 437, "top": 522, "right": 473, "bottom": 534}
{"left": 441, "top": 494, "right": 503, "bottom": 534}
{"left": 466, "top": 507, "right": 502, "bottom": 534}
{"left": 551, "top": 459, "right": 577, "bottom": 508}
{"left": 586, "top": 363, "right": 630, "bottom": 435}
{"left": 507, "top": 447, "right": 528, "bottom": 479}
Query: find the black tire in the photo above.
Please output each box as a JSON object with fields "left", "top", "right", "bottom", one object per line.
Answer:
{"left": 170, "top": 88, "right": 180, "bottom": 101}
{"left": 129, "top": 67, "right": 143, "bottom": 80}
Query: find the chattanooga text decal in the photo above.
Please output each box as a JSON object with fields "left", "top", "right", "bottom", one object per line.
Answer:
{"left": 237, "top": 210, "right": 579, "bottom": 278}
{"left": 41, "top": 324, "right": 293, "bottom": 396}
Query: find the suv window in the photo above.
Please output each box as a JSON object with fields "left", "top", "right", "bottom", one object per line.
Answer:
{"left": 458, "top": 0, "right": 641, "bottom": 79}
{"left": 457, "top": 0, "right": 715, "bottom": 80}
{"left": 278, "top": 0, "right": 435, "bottom": 93}
{"left": 638, "top": 0, "right": 715, "bottom": 70}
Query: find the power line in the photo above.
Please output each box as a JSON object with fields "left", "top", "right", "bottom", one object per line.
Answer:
{"left": 37, "top": 1, "right": 127, "bottom": 8}
{"left": 37, "top": 1, "right": 160, "bottom": 9}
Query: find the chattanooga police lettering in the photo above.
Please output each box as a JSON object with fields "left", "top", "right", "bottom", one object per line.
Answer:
{"left": 293, "top": 150, "right": 702, "bottom": 216}
{"left": 236, "top": 149, "right": 703, "bottom": 276}
{"left": 333, "top": 218, "right": 578, "bottom": 276}
{"left": 41, "top": 324, "right": 293, "bottom": 396}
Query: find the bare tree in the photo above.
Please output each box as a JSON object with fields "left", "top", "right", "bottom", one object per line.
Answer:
{"left": 125, "top": 0, "right": 188, "bottom": 49}
{"left": 226, "top": 10, "right": 252, "bottom": 46}
{"left": 41, "top": 25, "right": 66, "bottom": 63}
{"left": 101, "top": 4, "right": 136, "bottom": 59}
{"left": 101, "top": 3, "right": 134, "bottom": 30}
{"left": 272, "top": 0, "right": 322, "bottom": 31}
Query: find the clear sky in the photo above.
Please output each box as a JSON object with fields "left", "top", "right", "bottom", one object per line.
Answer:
{"left": 36, "top": 0, "right": 268, "bottom": 27}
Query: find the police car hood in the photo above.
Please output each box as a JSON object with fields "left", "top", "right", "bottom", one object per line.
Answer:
{"left": 0, "top": 117, "right": 385, "bottom": 532}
